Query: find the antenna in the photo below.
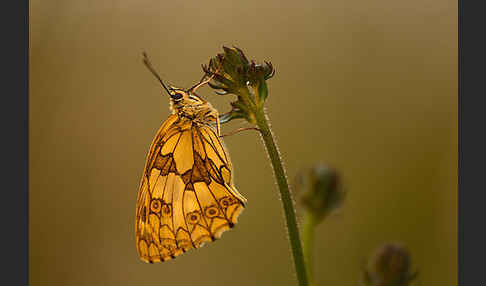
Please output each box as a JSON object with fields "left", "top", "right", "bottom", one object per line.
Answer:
{"left": 142, "top": 52, "right": 171, "bottom": 96}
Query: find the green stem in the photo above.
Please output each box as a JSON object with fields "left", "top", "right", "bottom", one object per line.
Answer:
{"left": 254, "top": 109, "right": 310, "bottom": 286}
{"left": 302, "top": 211, "right": 317, "bottom": 285}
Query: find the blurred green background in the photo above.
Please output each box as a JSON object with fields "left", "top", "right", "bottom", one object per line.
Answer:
{"left": 30, "top": 0, "right": 457, "bottom": 285}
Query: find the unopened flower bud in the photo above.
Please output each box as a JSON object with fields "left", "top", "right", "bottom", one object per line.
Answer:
{"left": 363, "top": 243, "right": 417, "bottom": 286}
{"left": 202, "top": 46, "right": 275, "bottom": 125}
{"left": 295, "top": 164, "right": 345, "bottom": 223}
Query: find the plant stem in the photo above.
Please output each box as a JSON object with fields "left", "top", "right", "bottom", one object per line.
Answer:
{"left": 302, "top": 211, "right": 317, "bottom": 285}
{"left": 254, "top": 109, "right": 309, "bottom": 286}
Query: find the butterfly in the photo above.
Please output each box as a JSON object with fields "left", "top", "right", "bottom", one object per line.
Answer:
{"left": 136, "top": 53, "right": 247, "bottom": 263}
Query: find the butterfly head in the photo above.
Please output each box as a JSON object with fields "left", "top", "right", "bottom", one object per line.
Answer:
{"left": 166, "top": 85, "right": 206, "bottom": 109}
{"left": 142, "top": 53, "right": 217, "bottom": 126}
{"left": 165, "top": 84, "right": 219, "bottom": 126}
{"left": 166, "top": 84, "right": 220, "bottom": 134}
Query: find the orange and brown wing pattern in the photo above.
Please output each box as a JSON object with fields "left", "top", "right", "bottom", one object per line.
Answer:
{"left": 136, "top": 115, "right": 246, "bottom": 263}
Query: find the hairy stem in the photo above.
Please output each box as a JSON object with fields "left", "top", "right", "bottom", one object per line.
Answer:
{"left": 254, "top": 109, "right": 309, "bottom": 286}
{"left": 302, "top": 211, "right": 317, "bottom": 285}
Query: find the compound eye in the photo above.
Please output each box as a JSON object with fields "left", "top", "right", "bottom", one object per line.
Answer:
{"left": 171, "top": 92, "right": 183, "bottom": 101}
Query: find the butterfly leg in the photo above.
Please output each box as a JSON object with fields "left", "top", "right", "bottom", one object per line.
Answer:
{"left": 189, "top": 68, "right": 219, "bottom": 93}
{"left": 220, "top": 127, "right": 262, "bottom": 137}
{"left": 216, "top": 116, "right": 221, "bottom": 137}
{"left": 190, "top": 61, "right": 223, "bottom": 93}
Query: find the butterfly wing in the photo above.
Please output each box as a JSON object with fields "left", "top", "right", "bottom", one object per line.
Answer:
{"left": 136, "top": 115, "right": 246, "bottom": 263}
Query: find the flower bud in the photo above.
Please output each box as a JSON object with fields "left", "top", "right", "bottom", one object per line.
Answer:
{"left": 202, "top": 46, "right": 275, "bottom": 124}
{"left": 363, "top": 243, "right": 417, "bottom": 286}
{"left": 295, "top": 164, "right": 345, "bottom": 223}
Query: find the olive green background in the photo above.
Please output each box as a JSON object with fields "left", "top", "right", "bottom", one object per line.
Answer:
{"left": 30, "top": 0, "right": 457, "bottom": 285}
